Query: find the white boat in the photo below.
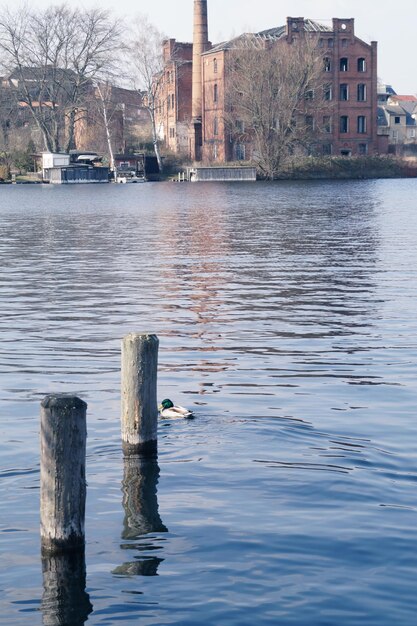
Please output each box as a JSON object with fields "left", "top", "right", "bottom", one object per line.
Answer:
{"left": 115, "top": 172, "right": 146, "bottom": 184}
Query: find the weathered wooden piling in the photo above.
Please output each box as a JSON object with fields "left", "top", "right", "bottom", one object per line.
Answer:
{"left": 40, "top": 394, "right": 87, "bottom": 555}
{"left": 121, "top": 333, "right": 159, "bottom": 456}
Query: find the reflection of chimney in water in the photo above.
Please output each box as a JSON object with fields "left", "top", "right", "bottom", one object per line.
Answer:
{"left": 41, "top": 551, "right": 92, "bottom": 626}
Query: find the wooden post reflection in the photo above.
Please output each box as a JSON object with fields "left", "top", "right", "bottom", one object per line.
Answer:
{"left": 122, "top": 455, "right": 167, "bottom": 539}
{"left": 41, "top": 550, "right": 92, "bottom": 626}
{"left": 113, "top": 456, "right": 167, "bottom": 577}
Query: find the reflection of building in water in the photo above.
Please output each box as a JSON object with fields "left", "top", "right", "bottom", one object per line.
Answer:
{"left": 156, "top": 196, "right": 232, "bottom": 392}
{"left": 41, "top": 551, "right": 92, "bottom": 626}
{"left": 113, "top": 456, "right": 167, "bottom": 578}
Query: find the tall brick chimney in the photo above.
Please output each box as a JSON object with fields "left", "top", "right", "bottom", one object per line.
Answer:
{"left": 191, "top": 0, "right": 209, "bottom": 160}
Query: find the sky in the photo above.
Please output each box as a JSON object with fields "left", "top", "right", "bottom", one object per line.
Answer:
{"left": 8, "top": 0, "right": 416, "bottom": 94}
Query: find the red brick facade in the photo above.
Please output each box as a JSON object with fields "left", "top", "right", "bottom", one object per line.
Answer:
{"left": 159, "top": 15, "right": 379, "bottom": 162}
{"left": 156, "top": 39, "right": 193, "bottom": 155}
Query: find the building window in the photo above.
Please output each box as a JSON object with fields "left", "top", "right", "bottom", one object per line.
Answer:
{"left": 408, "top": 128, "right": 416, "bottom": 138}
{"left": 341, "top": 38, "right": 349, "bottom": 48}
{"left": 324, "top": 84, "right": 333, "bottom": 101}
{"left": 394, "top": 116, "right": 401, "bottom": 124}
{"left": 358, "top": 143, "right": 368, "bottom": 155}
{"left": 340, "top": 115, "right": 349, "bottom": 133}
{"left": 322, "top": 143, "right": 332, "bottom": 155}
{"left": 213, "top": 58, "right": 218, "bottom": 73}
{"left": 328, "top": 38, "right": 334, "bottom": 48}
{"left": 358, "top": 58, "right": 366, "bottom": 72}
{"left": 324, "top": 57, "right": 331, "bottom": 72}
{"left": 236, "top": 143, "right": 246, "bottom": 160}
{"left": 305, "top": 115, "right": 314, "bottom": 130}
{"left": 319, "top": 38, "right": 324, "bottom": 48}
{"left": 213, "top": 117, "right": 218, "bottom": 135}
{"left": 340, "top": 57, "right": 348, "bottom": 71}
{"left": 339, "top": 83, "right": 349, "bottom": 100}
{"left": 213, "top": 84, "right": 218, "bottom": 103}
{"left": 169, "top": 127, "right": 175, "bottom": 138}
{"left": 323, "top": 116, "right": 332, "bottom": 133}
{"left": 357, "top": 115, "right": 366, "bottom": 133}
{"left": 171, "top": 94, "right": 175, "bottom": 109}
{"left": 305, "top": 89, "right": 314, "bottom": 100}
{"left": 357, "top": 83, "right": 367, "bottom": 101}
{"left": 236, "top": 120, "right": 245, "bottom": 133}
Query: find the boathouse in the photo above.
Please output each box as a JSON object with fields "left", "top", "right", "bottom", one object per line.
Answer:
{"left": 42, "top": 152, "right": 109, "bottom": 184}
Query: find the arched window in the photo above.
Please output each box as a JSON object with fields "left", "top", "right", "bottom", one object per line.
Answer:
{"left": 340, "top": 84, "right": 349, "bottom": 100}
{"left": 340, "top": 57, "right": 348, "bottom": 71}
{"left": 357, "top": 116, "right": 367, "bottom": 133}
{"left": 357, "top": 84, "right": 367, "bottom": 101}
{"left": 213, "top": 84, "right": 218, "bottom": 103}
{"left": 358, "top": 58, "right": 366, "bottom": 72}
{"left": 340, "top": 115, "right": 349, "bottom": 133}
{"left": 324, "top": 57, "right": 331, "bottom": 72}
{"left": 213, "top": 58, "right": 218, "bottom": 73}
{"left": 324, "top": 84, "right": 333, "bottom": 101}
{"left": 213, "top": 117, "right": 218, "bottom": 135}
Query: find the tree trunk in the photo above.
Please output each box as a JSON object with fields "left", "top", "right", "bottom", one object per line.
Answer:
{"left": 65, "top": 109, "right": 77, "bottom": 153}
{"left": 96, "top": 84, "right": 115, "bottom": 172}
{"left": 148, "top": 109, "right": 163, "bottom": 174}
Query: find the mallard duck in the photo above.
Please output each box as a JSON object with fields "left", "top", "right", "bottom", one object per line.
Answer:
{"left": 159, "top": 398, "right": 194, "bottom": 419}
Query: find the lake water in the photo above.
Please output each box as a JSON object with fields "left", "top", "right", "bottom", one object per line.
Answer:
{"left": 1, "top": 178, "right": 417, "bottom": 625}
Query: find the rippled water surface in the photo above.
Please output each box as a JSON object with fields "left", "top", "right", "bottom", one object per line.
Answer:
{"left": 1, "top": 179, "right": 417, "bottom": 625}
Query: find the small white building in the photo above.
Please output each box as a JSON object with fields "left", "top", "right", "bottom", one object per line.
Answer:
{"left": 41, "top": 153, "right": 71, "bottom": 170}
{"left": 41, "top": 152, "right": 109, "bottom": 184}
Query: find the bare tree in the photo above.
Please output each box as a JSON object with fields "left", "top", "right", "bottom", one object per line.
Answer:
{"left": 93, "top": 82, "right": 116, "bottom": 171}
{"left": 0, "top": 4, "right": 122, "bottom": 153}
{"left": 225, "top": 34, "right": 332, "bottom": 178}
{"left": 128, "top": 16, "right": 165, "bottom": 173}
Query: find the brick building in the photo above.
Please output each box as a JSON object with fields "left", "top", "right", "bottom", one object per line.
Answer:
{"left": 74, "top": 84, "right": 150, "bottom": 155}
{"left": 156, "top": 39, "right": 193, "bottom": 155}
{"left": 158, "top": 2, "right": 380, "bottom": 163}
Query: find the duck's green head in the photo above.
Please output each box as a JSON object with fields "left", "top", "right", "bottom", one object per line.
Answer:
{"left": 160, "top": 399, "right": 174, "bottom": 410}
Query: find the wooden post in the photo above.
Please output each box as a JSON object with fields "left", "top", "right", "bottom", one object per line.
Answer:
{"left": 121, "top": 333, "right": 159, "bottom": 456}
{"left": 40, "top": 394, "right": 87, "bottom": 555}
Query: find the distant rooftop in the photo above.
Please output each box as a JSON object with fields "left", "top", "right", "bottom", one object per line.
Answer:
{"left": 258, "top": 19, "right": 332, "bottom": 38}
{"left": 205, "top": 18, "right": 335, "bottom": 55}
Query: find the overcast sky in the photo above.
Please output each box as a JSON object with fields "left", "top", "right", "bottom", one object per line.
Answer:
{"left": 13, "top": 0, "right": 416, "bottom": 94}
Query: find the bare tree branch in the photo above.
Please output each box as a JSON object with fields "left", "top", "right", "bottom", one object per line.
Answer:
{"left": 225, "top": 34, "right": 333, "bottom": 178}
{"left": 0, "top": 4, "right": 123, "bottom": 152}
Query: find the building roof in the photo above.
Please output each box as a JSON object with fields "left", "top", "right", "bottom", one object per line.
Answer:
{"left": 380, "top": 98, "right": 417, "bottom": 127}
{"left": 390, "top": 95, "right": 417, "bottom": 102}
{"left": 204, "top": 18, "right": 331, "bottom": 55}
{"left": 258, "top": 19, "right": 332, "bottom": 37}
{"left": 8, "top": 66, "right": 77, "bottom": 82}
{"left": 377, "top": 106, "right": 389, "bottom": 126}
